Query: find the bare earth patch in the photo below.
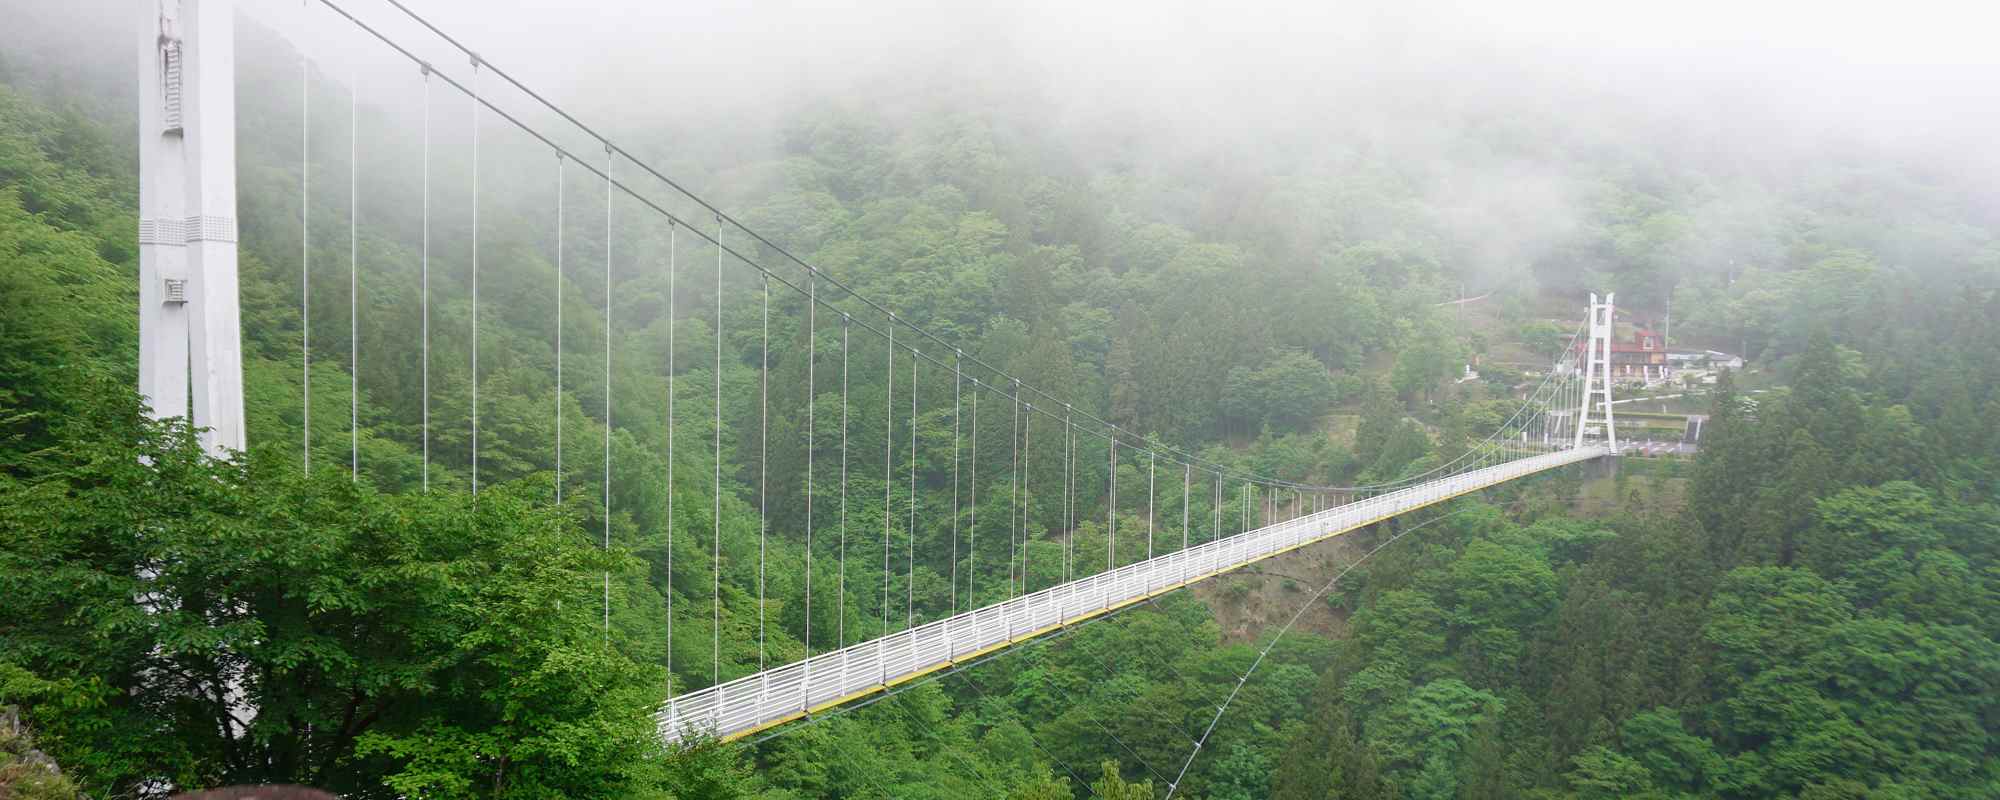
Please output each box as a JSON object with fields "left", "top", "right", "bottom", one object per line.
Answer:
{"left": 1190, "top": 527, "right": 1375, "bottom": 645}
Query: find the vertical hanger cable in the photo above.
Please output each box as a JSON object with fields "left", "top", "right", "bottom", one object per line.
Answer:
{"left": 470, "top": 59, "right": 480, "bottom": 495}
{"left": 601, "top": 145, "right": 613, "bottom": 641}
{"left": 906, "top": 355, "right": 917, "bottom": 627}
{"left": 711, "top": 215, "right": 723, "bottom": 689}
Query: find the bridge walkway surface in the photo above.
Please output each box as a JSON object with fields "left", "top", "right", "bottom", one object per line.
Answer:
{"left": 659, "top": 446, "right": 1608, "bottom": 744}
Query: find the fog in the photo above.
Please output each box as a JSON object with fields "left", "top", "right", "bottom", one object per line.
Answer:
{"left": 10, "top": 0, "right": 2000, "bottom": 294}
{"left": 26, "top": 0, "right": 2000, "bottom": 147}
{"left": 223, "top": 0, "right": 2000, "bottom": 153}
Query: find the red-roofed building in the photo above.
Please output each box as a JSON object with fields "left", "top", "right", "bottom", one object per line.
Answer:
{"left": 1574, "top": 324, "right": 1672, "bottom": 385}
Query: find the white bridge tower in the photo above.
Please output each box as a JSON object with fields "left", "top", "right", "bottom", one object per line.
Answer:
{"left": 139, "top": 0, "right": 245, "bottom": 456}
{"left": 1573, "top": 292, "right": 1617, "bottom": 453}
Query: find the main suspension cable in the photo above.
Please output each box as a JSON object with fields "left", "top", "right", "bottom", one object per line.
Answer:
{"left": 320, "top": 0, "right": 1368, "bottom": 495}
{"left": 361, "top": 0, "right": 1275, "bottom": 482}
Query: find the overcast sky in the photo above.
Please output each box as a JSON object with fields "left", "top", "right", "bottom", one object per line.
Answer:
{"left": 207, "top": 0, "right": 1997, "bottom": 188}
{"left": 10, "top": 0, "right": 2000, "bottom": 214}
{"left": 280, "top": 3, "right": 1996, "bottom": 108}
{"left": 19, "top": 0, "right": 1999, "bottom": 151}
{"left": 5, "top": 0, "right": 1993, "bottom": 297}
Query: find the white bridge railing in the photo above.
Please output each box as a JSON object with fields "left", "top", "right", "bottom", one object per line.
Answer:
{"left": 658, "top": 446, "right": 1606, "bottom": 744}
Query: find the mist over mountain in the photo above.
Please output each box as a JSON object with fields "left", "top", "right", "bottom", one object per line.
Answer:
{"left": 2, "top": 2, "right": 1998, "bottom": 798}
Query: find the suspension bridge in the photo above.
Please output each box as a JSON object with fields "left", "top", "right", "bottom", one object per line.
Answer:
{"left": 135, "top": 0, "right": 1623, "bottom": 764}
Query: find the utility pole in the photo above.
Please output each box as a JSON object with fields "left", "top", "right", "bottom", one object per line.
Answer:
{"left": 1457, "top": 281, "right": 1467, "bottom": 376}
{"left": 1662, "top": 291, "right": 1671, "bottom": 352}
{"left": 140, "top": 0, "right": 244, "bottom": 456}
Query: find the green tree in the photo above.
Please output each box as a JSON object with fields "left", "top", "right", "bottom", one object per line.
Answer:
{"left": 0, "top": 402, "right": 668, "bottom": 799}
{"left": 1567, "top": 746, "right": 1655, "bottom": 800}
{"left": 1007, "top": 767, "right": 1073, "bottom": 800}
{"left": 1221, "top": 349, "right": 1338, "bottom": 434}
{"left": 1369, "top": 679, "right": 1504, "bottom": 782}
{"left": 1272, "top": 689, "right": 1389, "bottom": 800}
{"left": 1390, "top": 322, "right": 1461, "bottom": 404}
{"left": 1090, "top": 760, "right": 1154, "bottom": 800}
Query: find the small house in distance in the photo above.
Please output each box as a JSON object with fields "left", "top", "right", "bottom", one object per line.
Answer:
{"left": 1666, "top": 349, "right": 1746, "bottom": 385}
{"left": 1574, "top": 322, "right": 1673, "bottom": 385}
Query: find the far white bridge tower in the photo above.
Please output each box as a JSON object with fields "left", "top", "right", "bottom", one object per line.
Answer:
{"left": 1574, "top": 292, "right": 1617, "bottom": 453}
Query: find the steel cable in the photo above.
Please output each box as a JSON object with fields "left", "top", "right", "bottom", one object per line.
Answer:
{"left": 315, "top": 0, "right": 1448, "bottom": 496}
{"left": 603, "top": 144, "right": 613, "bottom": 641}
{"left": 470, "top": 58, "right": 479, "bottom": 496}
{"left": 348, "top": 60, "right": 358, "bottom": 480}
{"left": 1161, "top": 503, "right": 1526, "bottom": 798}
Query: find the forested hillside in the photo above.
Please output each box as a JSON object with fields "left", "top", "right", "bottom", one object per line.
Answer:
{"left": 3, "top": 6, "right": 1999, "bottom": 799}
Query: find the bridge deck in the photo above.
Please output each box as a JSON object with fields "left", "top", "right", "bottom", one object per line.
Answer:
{"left": 658, "top": 447, "right": 1606, "bottom": 744}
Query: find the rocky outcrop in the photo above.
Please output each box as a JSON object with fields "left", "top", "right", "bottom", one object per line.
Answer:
{"left": 0, "top": 706, "right": 84, "bottom": 800}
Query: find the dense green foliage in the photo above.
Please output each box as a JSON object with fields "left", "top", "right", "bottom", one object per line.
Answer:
{"left": 0, "top": 36, "right": 1429, "bottom": 797}
{"left": 4, "top": 10, "right": 1999, "bottom": 797}
{"left": 0, "top": 72, "right": 674, "bottom": 797}
{"left": 1274, "top": 333, "right": 2000, "bottom": 799}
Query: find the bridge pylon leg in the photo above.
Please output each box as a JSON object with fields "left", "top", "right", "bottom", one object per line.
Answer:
{"left": 140, "top": 0, "right": 244, "bottom": 456}
{"left": 1573, "top": 292, "right": 1617, "bottom": 453}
